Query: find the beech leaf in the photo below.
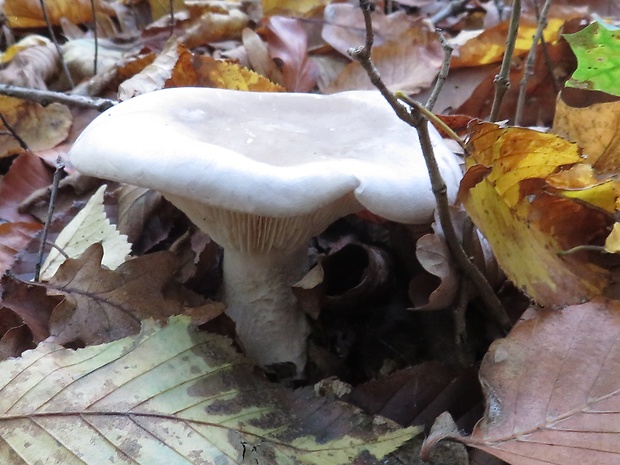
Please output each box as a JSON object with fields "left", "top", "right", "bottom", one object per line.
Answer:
{"left": 442, "top": 298, "right": 620, "bottom": 465}
{"left": 40, "top": 185, "right": 131, "bottom": 281}
{"left": 0, "top": 316, "right": 419, "bottom": 464}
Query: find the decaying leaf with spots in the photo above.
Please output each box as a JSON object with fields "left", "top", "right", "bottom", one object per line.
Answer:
{"left": 0, "top": 316, "right": 419, "bottom": 464}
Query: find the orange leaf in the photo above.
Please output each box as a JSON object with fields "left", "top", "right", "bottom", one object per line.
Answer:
{"left": 191, "top": 55, "right": 285, "bottom": 91}
{"left": 3, "top": 0, "right": 111, "bottom": 28}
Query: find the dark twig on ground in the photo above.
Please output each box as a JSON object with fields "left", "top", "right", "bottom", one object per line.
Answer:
{"left": 34, "top": 157, "right": 65, "bottom": 282}
{"left": 0, "top": 84, "right": 118, "bottom": 112}
{"left": 350, "top": 0, "right": 511, "bottom": 333}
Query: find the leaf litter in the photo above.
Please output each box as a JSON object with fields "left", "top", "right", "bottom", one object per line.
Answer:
{"left": 0, "top": 1, "right": 618, "bottom": 464}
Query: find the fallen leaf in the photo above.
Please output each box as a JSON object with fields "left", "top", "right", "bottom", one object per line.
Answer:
{"left": 564, "top": 21, "right": 620, "bottom": 97}
{"left": 326, "top": 24, "right": 443, "bottom": 94}
{"left": 191, "top": 54, "right": 286, "bottom": 91}
{"left": 0, "top": 97, "right": 72, "bottom": 158}
{"left": 432, "top": 298, "right": 620, "bottom": 465}
{"left": 552, "top": 90, "right": 620, "bottom": 173}
{"left": 40, "top": 185, "right": 132, "bottom": 281}
{"left": 461, "top": 122, "right": 612, "bottom": 307}
{"left": 262, "top": 0, "right": 328, "bottom": 17}
{"left": 451, "top": 17, "right": 564, "bottom": 68}
{"left": 46, "top": 244, "right": 182, "bottom": 345}
{"left": 116, "top": 185, "right": 163, "bottom": 246}
{"left": 243, "top": 27, "right": 285, "bottom": 86}
{"left": 0, "top": 153, "right": 53, "bottom": 222}
{"left": 1, "top": 274, "right": 59, "bottom": 342}
{"left": 118, "top": 38, "right": 181, "bottom": 100}
{"left": 3, "top": 0, "right": 93, "bottom": 27}
{"left": 178, "top": 8, "right": 249, "bottom": 50}
{"left": 0, "top": 316, "right": 419, "bottom": 464}
{"left": 0, "top": 222, "right": 42, "bottom": 277}
{"left": 0, "top": 39, "right": 58, "bottom": 89}
{"left": 265, "top": 16, "right": 319, "bottom": 92}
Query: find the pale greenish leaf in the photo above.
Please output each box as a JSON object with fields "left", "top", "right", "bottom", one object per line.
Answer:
{"left": 0, "top": 317, "right": 419, "bottom": 464}
{"left": 41, "top": 184, "right": 131, "bottom": 281}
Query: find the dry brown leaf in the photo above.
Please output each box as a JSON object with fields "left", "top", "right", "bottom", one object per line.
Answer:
{"left": 46, "top": 244, "right": 183, "bottom": 345}
{"left": 116, "top": 185, "right": 163, "bottom": 246}
{"left": 425, "top": 297, "right": 620, "bottom": 465}
{"left": 0, "top": 97, "right": 72, "bottom": 158}
{"left": 242, "top": 27, "right": 285, "bottom": 86}
{"left": 321, "top": 4, "right": 417, "bottom": 57}
{"left": 326, "top": 25, "right": 442, "bottom": 94}
{"left": 552, "top": 91, "right": 620, "bottom": 173}
{"left": 3, "top": 0, "right": 113, "bottom": 28}
{"left": 0, "top": 222, "right": 42, "bottom": 276}
{"left": 265, "top": 16, "right": 319, "bottom": 92}
{"left": 1, "top": 273, "right": 59, "bottom": 343}
{"left": 0, "top": 153, "right": 53, "bottom": 222}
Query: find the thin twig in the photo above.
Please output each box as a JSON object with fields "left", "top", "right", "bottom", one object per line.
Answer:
{"left": 90, "top": 0, "right": 98, "bottom": 75}
{"left": 514, "top": 0, "right": 552, "bottom": 125}
{"left": 0, "top": 113, "right": 29, "bottom": 150}
{"left": 34, "top": 157, "right": 65, "bottom": 282}
{"left": 426, "top": 33, "right": 453, "bottom": 112}
{"left": 0, "top": 84, "right": 118, "bottom": 111}
{"left": 38, "top": 0, "right": 75, "bottom": 88}
{"left": 350, "top": 0, "right": 511, "bottom": 333}
{"left": 489, "top": 0, "right": 521, "bottom": 122}
{"left": 533, "top": 0, "right": 560, "bottom": 93}
{"left": 170, "top": 0, "right": 175, "bottom": 36}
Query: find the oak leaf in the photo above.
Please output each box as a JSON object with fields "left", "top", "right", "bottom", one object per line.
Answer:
{"left": 46, "top": 244, "right": 182, "bottom": 345}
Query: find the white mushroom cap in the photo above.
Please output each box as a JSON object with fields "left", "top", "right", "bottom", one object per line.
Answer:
{"left": 69, "top": 87, "right": 462, "bottom": 224}
{"left": 68, "top": 87, "right": 463, "bottom": 374}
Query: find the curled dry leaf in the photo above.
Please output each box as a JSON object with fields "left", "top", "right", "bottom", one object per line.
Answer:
{"left": 0, "top": 97, "right": 72, "bottom": 158}
{"left": 0, "top": 40, "right": 58, "bottom": 89}
{"left": 326, "top": 24, "right": 443, "bottom": 94}
{"left": 265, "top": 16, "right": 319, "bottom": 92}
{"left": 46, "top": 244, "right": 183, "bottom": 345}
{"left": 118, "top": 38, "right": 182, "bottom": 100}
{"left": 178, "top": 8, "right": 249, "bottom": 49}
{"left": 461, "top": 122, "right": 614, "bottom": 307}
{"left": 242, "top": 27, "right": 285, "bottom": 86}
{"left": 116, "top": 185, "right": 163, "bottom": 246}
{"left": 426, "top": 297, "right": 620, "bottom": 465}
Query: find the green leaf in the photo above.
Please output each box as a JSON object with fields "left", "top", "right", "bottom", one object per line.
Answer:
{"left": 564, "top": 21, "right": 620, "bottom": 97}
{"left": 0, "top": 317, "right": 419, "bottom": 464}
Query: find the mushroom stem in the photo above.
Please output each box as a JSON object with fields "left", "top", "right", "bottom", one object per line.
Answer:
{"left": 222, "top": 246, "right": 310, "bottom": 373}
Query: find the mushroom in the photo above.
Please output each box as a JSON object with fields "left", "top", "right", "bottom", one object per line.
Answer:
{"left": 68, "top": 87, "right": 463, "bottom": 375}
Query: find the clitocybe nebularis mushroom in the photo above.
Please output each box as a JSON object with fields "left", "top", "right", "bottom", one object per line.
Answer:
{"left": 69, "top": 87, "right": 463, "bottom": 375}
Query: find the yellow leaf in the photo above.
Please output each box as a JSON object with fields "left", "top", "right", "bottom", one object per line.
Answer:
{"left": 452, "top": 17, "right": 564, "bottom": 68}
{"left": 462, "top": 123, "right": 611, "bottom": 306}
{"left": 192, "top": 55, "right": 285, "bottom": 91}
{"left": 552, "top": 92, "right": 620, "bottom": 173}
{"left": 41, "top": 185, "right": 132, "bottom": 281}
{"left": 3, "top": 0, "right": 107, "bottom": 27}
{"left": 605, "top": 223, "right": 620, "bottom": 254}
{"left": 262, "top": 0, "right": 329, "bottom": 16}
{"left": 0, "top": 96, "right": 72, "bottom": 158}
